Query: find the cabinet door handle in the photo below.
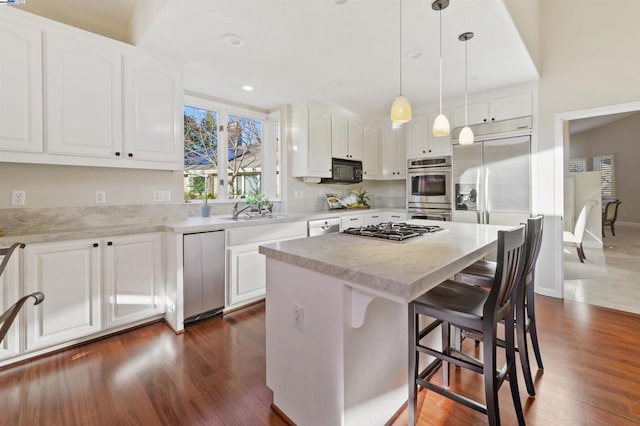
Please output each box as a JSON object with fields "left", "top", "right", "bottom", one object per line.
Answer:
{"left": 350, "top": 217, "right": 358, "bottom": 221}
{"left": 107, "top": 241, "right": 113, "bottom": 246}
{"left": 115, "top": 152, "right": 121, "bottom": 157}
{"left": 128, "top": 153, "right": 133, "bottom": 158}
{"left": 483, "top": 118, "right": 487, "bottom": 122}
{"left": 93, "top": 243, "right": 99, "bottom": 248}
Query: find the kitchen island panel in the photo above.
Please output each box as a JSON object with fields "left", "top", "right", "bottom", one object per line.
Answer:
{"left": 266, "top": 259, "right": 426, "bottom": 426}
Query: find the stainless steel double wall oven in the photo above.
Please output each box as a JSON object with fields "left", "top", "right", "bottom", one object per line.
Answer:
{"left": 407, "top": 156, "right": 452, "bottom": 221}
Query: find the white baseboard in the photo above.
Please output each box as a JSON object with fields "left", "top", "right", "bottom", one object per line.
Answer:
{"left": 617, "top": 221, "right": 640, "bottom": 228}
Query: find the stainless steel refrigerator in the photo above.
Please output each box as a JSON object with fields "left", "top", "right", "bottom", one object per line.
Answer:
{"left": 452, "top": 134, "right": 531, "bottom": 226}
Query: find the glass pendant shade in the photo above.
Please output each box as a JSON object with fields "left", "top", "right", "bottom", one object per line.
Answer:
{"left": 459, "top": 126, "right": 474, "bottom": 145}
{"left": 432, "top": 114, "right": 450, "bottom": 137}
{"left": 391, "top": 95, "right": 412, "bottom": 124}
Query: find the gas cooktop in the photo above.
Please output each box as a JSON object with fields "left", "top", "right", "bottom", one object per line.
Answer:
{"left": 342, "top": 222, "right": 444, "bottom": 241}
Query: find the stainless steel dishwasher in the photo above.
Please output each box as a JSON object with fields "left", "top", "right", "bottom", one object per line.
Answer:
{"left": 183, "top": 231, "right": 225, "bottom": 326}
{"left": 307, "top": 218, "right": 340, "bottom": 236}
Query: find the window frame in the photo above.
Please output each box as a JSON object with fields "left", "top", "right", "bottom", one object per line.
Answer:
{"left": 183, "top": 95, "right": 281, "bottom": 202}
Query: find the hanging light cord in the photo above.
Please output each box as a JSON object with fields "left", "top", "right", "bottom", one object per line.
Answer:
{"left": 399, "top": 0, "right": 403, "bottom": 96}
{"left": 464, "top": 37, "right": 468, "bottom": 126}
{"left": 439, "top": 8, "right": 443, "bottom": 114}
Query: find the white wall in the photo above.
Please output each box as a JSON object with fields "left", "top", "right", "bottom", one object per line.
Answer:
{"left": 0, "top": 163, "right": 183, "bottom": 209}
{"left": 528, "top": 0, "right": 640, "bottom": 297}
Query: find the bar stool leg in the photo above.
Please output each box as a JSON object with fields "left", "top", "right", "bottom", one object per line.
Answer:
{"left": 482, "top": 325, "right": 500, "bottom": 425}
{"left": 442, "top": 321, "right": 450, "bottom": 387}
{"left": 527, "top": 283, "right": 544, "bottom": 370}
{"left": 505, "top": 310, "right": 526, "bottom": 425}
{"left": 408, "top": 304, "right": 418, "bottom": 426}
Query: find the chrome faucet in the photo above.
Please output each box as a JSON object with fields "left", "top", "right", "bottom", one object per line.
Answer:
{"left": 232, "top": 202, "right": 253, "bottom": 219}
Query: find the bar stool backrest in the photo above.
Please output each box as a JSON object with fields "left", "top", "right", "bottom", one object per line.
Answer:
{"left": 484, "top": 225, "right": 526, "bottom": 321}
{"left": 523, "top": 215, "right": 544, "bottom": 283}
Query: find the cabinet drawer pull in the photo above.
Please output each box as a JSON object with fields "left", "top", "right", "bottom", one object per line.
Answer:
{"left": 350, "top": 218, "right": 358, "bottom": 221}
{"left": 115, "top": 152, "right": 121, "bottom": 157}
{"left": 107, "top": 241, "right": 113, "bottom": 246}
{"left": 93, "top": 243, "right": 99, "bottom": 248}
{"left": 128, "top": 153, "right": 133, "bottom": 158}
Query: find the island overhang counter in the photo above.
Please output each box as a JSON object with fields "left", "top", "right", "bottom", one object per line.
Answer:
{"left": 259, "top": 220, "right": 507, "bottom": 425}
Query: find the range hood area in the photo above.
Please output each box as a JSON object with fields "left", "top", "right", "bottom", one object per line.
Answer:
{"left": 452, "top": 116, "right": 532, "bottom": 141}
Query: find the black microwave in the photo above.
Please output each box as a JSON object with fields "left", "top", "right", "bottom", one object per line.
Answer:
{"left": 321, "top": 158, "right": 363, "bottom": 184}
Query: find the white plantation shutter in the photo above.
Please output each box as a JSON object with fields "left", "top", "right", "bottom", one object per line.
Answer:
{"left": 569, "top": 158, "right": 587, "bottom": 173}
{"left": 593, "top": 155, "right": 614, "bottom": 197}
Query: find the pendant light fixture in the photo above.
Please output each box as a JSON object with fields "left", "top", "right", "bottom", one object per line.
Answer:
{"left": 459, "top": 31, "right": 475, "bottom": 145}
{"left": 390, "top": 0, "right": 412, "bottom": 125}
{"left": 432, "top": 0, "right": 450, "bottom": 137}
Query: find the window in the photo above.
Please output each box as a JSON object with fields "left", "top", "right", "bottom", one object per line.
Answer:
{"left": 593, "top": 155, "right": 615, "bottom": 197}
{"left": 183, "top": 96, "right": 281, "bottom": 202}
{"left": 569, "top": 158, "right": 587, "bottom": 173}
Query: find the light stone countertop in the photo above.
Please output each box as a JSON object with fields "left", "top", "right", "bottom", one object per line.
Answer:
{"left": 259, "top": 220, "right": 508, "bottom": 302}
{"left": 0, "top": 208, "right": 402, "bottom": 246}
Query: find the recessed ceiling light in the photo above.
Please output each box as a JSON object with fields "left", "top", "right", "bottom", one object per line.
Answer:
{"left": 405, "top": 49, "right": 423, "bottom": 59}
{"left": 221, "top": 34, "right": 245, "bottom": 48}
{"left": 242, "top": 85, "right": 254, "bottom": 92}
{"left": 332, "top": 80, "right": 345, "bottom": 87}
{"left": 332, "top": 0, "right": 348, "bottom": 4}
{"left": 468, "top": 75, "right": 479, "bottom": 81}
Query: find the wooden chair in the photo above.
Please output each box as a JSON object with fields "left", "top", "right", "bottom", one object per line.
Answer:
{"left": 454, "top": 215, "right": 545, "bottom": 397}
{"left": 602, "top": 200, "right": 622, "bottom": 237}
{"left": 563, "top": 200, "right": 597, "bottom": 263}
{"left": 408, "top": 225, "right": 527, "bottom": 426}
{"left": 0, "top": 243, "right": 45, "bottom": 344}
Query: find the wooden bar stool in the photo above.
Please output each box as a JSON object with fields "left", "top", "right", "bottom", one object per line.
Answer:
{"left": 408, "top": 225, "right": 527, "bottom": 426}
{"left": 456, "top": 215, "right": 544, "bottom": 397}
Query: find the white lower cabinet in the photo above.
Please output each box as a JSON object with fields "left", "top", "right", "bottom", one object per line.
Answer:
{"left": 227, "top": 242, "right": 268, "bottom": 308}
{"left": 0, "top": 250, "right": 20, "bottom": 361}
{"left": 103, "top": 233, "right": 165, "bottom": 329}
{"left": 364, "top": 212, "right": 387, "bottom": 226}
{"left": 388, "top": 211, "right": 408, "bottom": 222}
{"left": 24, "top": 239, "right": 102, "bottom": 351}
{"left": 340, "top": 214, "right": 364, "bottom": 230}
{"left": 21, "top": 233, "right": 164, "bottom": 354}
{"left": 226, "top": 222, "right": 307, "bottom": 311}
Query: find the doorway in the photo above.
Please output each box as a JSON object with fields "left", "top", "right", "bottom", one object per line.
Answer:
{"left": 558, "top": 101, "right": 640, "bottom": 312}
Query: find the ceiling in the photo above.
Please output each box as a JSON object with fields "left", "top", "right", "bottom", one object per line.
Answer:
{"left": 569, "top": 111, "right": 640, "bottom": 135}
{"left": 14, "top": 0, "right": 539, "bottom": 122}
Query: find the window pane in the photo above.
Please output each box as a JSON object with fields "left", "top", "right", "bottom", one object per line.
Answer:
{"left": 184, "top": 105, "right": 218, "bottom": 201}
{"left": 593, "top": 155, "right": 614, "bottom": 197}
{"left": 227, "top": 114, "right": 262, "bottom": 199}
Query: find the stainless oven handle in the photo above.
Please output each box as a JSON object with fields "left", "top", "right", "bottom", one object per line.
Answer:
{"left": 407, "top": 167, "right": 452, "bottom": 174}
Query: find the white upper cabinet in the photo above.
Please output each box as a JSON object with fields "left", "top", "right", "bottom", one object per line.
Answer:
{"left": 331, "top": 115, "right": 349, "bottom": 159}
{"left": 123, "top": 54, "right": 183, "bottom": 164}
{"left": 0, "top": 18, "right": 43, "bottom": 153}
{"left": 453, "top": 92, "right": 533, "bottom": 128}
{"left": 0, "top": 9, "right": 183, "bottom": 170}
{"left": 332, "top": 116, "right": 363, "bottom": 160}
{"left": 362, "top": 125, "right": 379, "bottom": 179}
{"left": 46, "top": 32, "right": 123, "bottom": 158}
{"left": 347, "top": 120, "right": 363, "bottom": 160}
{"left": 406, "top": 112, "right": 451, "bottom": 158}
{"left": 380, "top": 127, "right": 406, "bottom": 179}
{"left": 291, "top": 105, "right": 332, "bottom": 179}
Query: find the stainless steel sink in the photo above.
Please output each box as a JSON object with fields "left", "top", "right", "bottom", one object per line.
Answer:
{"left": 221, "top": 214, "right": 286, "bottom": 221}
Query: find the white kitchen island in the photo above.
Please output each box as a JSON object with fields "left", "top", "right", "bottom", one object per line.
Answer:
{"left": 259, "top": 220, "right": 506, "bottom": 426}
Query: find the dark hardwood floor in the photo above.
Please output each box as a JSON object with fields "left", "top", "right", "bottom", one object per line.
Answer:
{"left": 1, "top": 296, "right": 640, "bottom": 425}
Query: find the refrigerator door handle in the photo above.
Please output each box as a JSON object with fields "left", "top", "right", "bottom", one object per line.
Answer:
{"left": 485, "top": 210, "right": 490, "bottom": 224}
{"left": 476, "top": 211, "right": 482, "bottom": 224}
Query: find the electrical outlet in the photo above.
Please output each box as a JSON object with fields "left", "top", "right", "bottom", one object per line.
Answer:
{"left": 95, "top": 191, "right": 106, "bottom": 204}
{"left": 293, "top": 304, "right": 304, "bottom": 332}
{"left": 11, "top": 190, "right": 26, "bottom": 206}
{"left": 153, "top": 190, "right": 171, "bottom": 202}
